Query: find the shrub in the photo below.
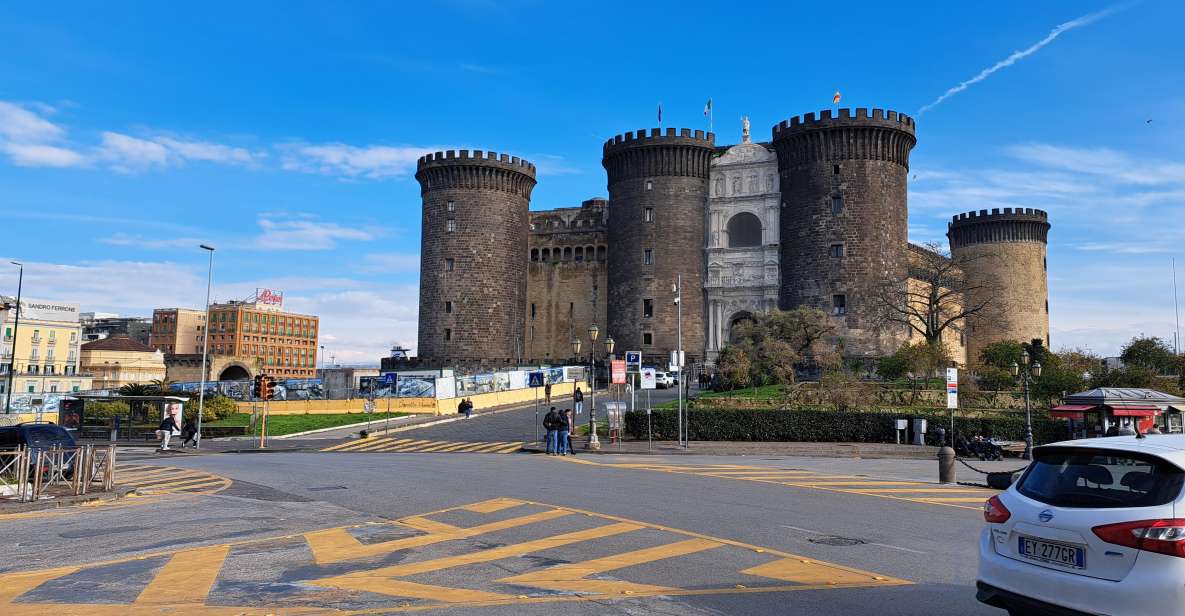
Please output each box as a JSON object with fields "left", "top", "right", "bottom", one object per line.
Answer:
{"left": 624, "top": 406, "right": 1070, "bottom": 446}
{"left": 85, "top": 400, "right": 131, "bottom": 418}
{"left": 194, "top": 395, "right": 238, "bottom": 422}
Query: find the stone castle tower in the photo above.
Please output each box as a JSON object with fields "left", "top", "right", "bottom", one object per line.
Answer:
{"left": 602, "top": 128, "right": 715, "bottom": 365}
{"left": 772, "top": 109, "right": 917, "bottom": 357}
{"left": 948, "top": 208, "right": 1051, "bottom": 366}
{"left": 414, "top": 150, "right": 536, "bottom": 368}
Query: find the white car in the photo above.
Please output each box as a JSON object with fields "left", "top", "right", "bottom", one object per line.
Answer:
{"left": 654, "top": 372, "right": 675, "bottom": 389}
{"left": 977, "top": 434, "right": 1185, "bottom": 616}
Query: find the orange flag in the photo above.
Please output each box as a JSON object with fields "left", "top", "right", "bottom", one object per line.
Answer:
{"left": 833, "top": 91, "right": 842, "bottom": 104}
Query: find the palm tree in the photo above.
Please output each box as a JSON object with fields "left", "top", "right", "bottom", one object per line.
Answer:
{"left": 149, "top": 379, "right": 175, "bottom": 395}
{"left": 118, "top": 383, "right": 155, "bottom": 396}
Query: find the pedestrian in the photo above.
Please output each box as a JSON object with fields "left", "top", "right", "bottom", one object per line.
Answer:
{"left": 573, "top": 387, "right": 584, "bottom": 416}
{"left": 543, "top": 406, "right": 560, "bottom": 454}
{"left": 562, "top": 408, "right": 575, "bottom": 455}
{"left": 463, "top": 398, "right": 473, "bottom": 419}
{"left": 157, "top": 413, "right": 179, "bottom": 451}
{"left": 544, "top": 382, "right": 552, "bottom": 406}
{"left": 457, "top": 398, "right": 466, "bottom": 415}
{"left": 556, "top": 408, "right": 570, "bottom": 456}
{"left": 181, "top": 416, "right": 199, "bottom": 448}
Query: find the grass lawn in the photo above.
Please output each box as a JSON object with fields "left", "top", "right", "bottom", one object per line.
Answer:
{"left": 696, "top": 384, "right": 786, "bottom": 399}
{"left": 206, "top": 412, "right": 408, "bottom": 436}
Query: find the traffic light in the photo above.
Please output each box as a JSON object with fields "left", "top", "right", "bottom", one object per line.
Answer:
{"left": 252, "top": 375, "right": 263, "bottom": 398}
{"left": 260, "top": 375, "right": 276, "bottom": 401}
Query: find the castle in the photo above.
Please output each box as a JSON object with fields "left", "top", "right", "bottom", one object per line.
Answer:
{"left": 410, "top": 108, "right": 1051, "bottom": 373}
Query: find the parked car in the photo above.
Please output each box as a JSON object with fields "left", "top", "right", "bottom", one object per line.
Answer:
{"left": 977, "top": 434, "right": 1185, "bottom": 616}
{"left": 654, "top": 372, "right": 675, "bottom": 389}
{"left": 0, "top": 422, "right": 78, "bottom": 478}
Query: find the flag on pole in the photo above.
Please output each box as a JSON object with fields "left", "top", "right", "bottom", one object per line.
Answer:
{"left": 703, "top": 98, "right": 713, "bottom": 116}
{"left": 658, "top": 103, "right": 662, "bottom": 124}
{"left": 833, "top": 91, "right": 842, "bottom": 104}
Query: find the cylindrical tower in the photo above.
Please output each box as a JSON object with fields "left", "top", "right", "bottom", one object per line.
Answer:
{"left": 415, "top": 149, "right": 536, "bottom": 368}
{"left": 772, "top": 108, "right": 917, "bottom": 358}
{"left": 602, "top": 127, "right": 714, "bottom": 365}
{"left": 948, "top": 207, "right": 1051, "bottom": 366}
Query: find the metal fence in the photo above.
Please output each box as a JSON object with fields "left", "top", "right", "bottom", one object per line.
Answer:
{"left": 0, "top": 444, "right": 116, "bottom": 503}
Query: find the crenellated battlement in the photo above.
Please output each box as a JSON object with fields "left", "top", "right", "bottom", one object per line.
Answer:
{"left": 948, "top": 208, "right": 1051, "bottom": 248}
{"left": 772, "top": 108, "right": 916, "bottom": 137}
{"left": 603, "top": 127, "right": 715, "bottom": 155}
{"left": 416, "top": 149, "right": 537, "bottom": 177}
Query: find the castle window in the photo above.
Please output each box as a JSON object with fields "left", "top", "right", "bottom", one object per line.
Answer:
{"left": 643, "top": 332, "right": 653, "bottom": 346}
{"left": 530, "top": 303, "right": 536, "bottom": 319}
{"left": 445, "top": 258, "right": 454, "bottom": 271}
{"left": 829, "top": 243, "right": 844, "bottom": 258}
{"left": 832, "top": 294, "right": 847, "bottom": 316}
{"left": 644, "top": 207, "right": 654, "bottom": 222}
{"left": 831, "top": 195, "right": 843, "bottom": 214}
{"left": 833, "top": 164, "right": 840, "bottom": 175}
{"left": 643, "top": 298, "right": 653, "bottom": 318}
{"left": 597, "top": 246, "right": 606, "bottom": 260}
{"left": 446, "top": 219, "right": 456, "bottom": 232}
{"left": 645, "top": 180, "right": 653, "bottom": 191}
{"left": 563, "top": 246, "right": 572, "bottom": 261}
{"left": 643, "top": 249, "right": 653, "bottom": 265}
{"left": 531, "top": 248, "right": 539, "bottom": 261}
{"left": 1045, "top": 299, "right": 1049, "bottom": 314}
{"left": 445, "top": 301, "right": 453, "bottom": 314}
{"left": 444, "top": 328, "right": 452, "bottom": 341}
{"left": 726, "top": 212, "right": 762, "bottom": 248}
{"left": 574, "top": 246, "right": 584, "bottom": 261}
{"left": 446, "top": 200, "right": 455, "bottom": 213}
{"left": 542, "top": 248, "right": 551, "bottom": 262}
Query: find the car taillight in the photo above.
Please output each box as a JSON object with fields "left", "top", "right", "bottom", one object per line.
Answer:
{"left": 984, "top": 495, "right": 1011, "bottom": 523}
{"left": 1093, "top": 519, "right": 1185, "bottom": 558}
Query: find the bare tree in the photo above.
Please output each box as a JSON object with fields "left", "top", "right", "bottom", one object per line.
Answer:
{"left": 874, "top": 242, "right": 995, "bottom": 347}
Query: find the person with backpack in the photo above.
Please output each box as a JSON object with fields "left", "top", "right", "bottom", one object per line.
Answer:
{"left": 543, "top": 407, "right": 561, "bottom": 455}
{"left": 555, "top": 407, "right": 570, "bottom": 456}
{"left": 573, "top": 387, "right": 584, "bottom": 416}
{"left": 562, "top": 408, "right": 575, "bottom": 455}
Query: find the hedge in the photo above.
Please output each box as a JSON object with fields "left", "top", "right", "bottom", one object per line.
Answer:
{"left": 624, "top": 407, "right": 1070, "bottom": 446}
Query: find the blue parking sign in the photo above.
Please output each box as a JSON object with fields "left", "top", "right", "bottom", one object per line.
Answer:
{"left": 528, "top": 371, "right": 545, "bottom": 388}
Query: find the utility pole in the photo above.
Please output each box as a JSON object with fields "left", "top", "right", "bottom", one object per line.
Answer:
{"left": 675, "top": 274, "right": 685, "bottom": 448}
{"left": 4, "top": 261, "right": 23, "bottom": 414}
{"left": 1174, "top": 257, "right": 1181, "bottom": 356}
{"left": 195, "top": 245, "right": 215, "bottom": 449}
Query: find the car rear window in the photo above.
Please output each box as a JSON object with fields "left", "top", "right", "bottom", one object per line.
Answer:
{"left": 1017, "top": 446, "right": 1185, "bottom": 508}
{"left": 22, "top": 426, "right": 75, "bottom": 449}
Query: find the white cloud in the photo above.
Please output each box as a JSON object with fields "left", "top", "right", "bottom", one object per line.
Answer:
{"left": 98, "top": 233, "right": 207, "bottom": 249}
{"left": 152, "top": 136, "right": 261, "bottom": 166}
{"left": 279, "top": 142, "right": 444, "bottom": 179}
{"left": 1007, "top": 144, "right": 1185, "bottom": 186}
{"left": 919, "top": 5, "right": 1125, "bottom": 114}
{"left": 254, "top": 217, "right": 377, "bottom": 251}
{"left": 0, "top": 101, "right": 66, "bottom": 142}
{"left": 98, "top": 131, "right": 171, "bottom": 172}
{"left": 0, "top": 142, "right": 87, "bottom": 168}
{"left": 363, "top": 252, "right": 422, "bottom": 272}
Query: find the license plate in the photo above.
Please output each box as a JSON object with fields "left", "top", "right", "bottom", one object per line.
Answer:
{"left": 1018, "top": 535, "right": 1085, "bottom": 569}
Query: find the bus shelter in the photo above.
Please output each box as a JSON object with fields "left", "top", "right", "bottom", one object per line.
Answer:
{"left": 1051, "top": 388, "right": 1185, "bottom": 438}
{"left": 70, "top": 395, "right": 190, "bottom": 442}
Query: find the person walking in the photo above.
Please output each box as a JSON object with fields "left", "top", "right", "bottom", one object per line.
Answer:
{"left": 562, "top": 408, "right": 575, "bottom": 455}
{"left": 543, "top": 406, "right": 560, "bottom": 455}
{"left": 544, "top": 382, "right": 552, "bottom": 406}
{"left": 157, "top": 414, "right": 179, "bottom": 451}
{"left": 463, "top": 398, "right": 473, "bottom": 419}
{"left": 180, "top": 416, "right": 199, "bottom": 448}
{"left": 556, "top": 407, "right": 570, "bottom": 456}
{"left": 573, "top": 387, "right": 583, "bottom": 417}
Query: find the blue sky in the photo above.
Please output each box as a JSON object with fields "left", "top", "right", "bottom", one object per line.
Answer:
{"left": 1, "top": 1, "right": 1183, "bottom": 363}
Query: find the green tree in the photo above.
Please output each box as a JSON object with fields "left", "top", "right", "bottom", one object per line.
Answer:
{"left": 117, "top": 383, "right": 155, "bottom": 396}
{"left": 195, "top": 395, "right": 238, "bottom": 423}
{"left": 1120, "top": 336, "right": 1176, "bottom": 374}
{"left": 723, "top": 307, "right": 838, "bottom": 388}
{"left": 1091, "top": 365, "right": 1160, "bottom": 389}
{"left": 85, "top": 400, "right": 130, "bottom": 418}
{"left": 716, "top": 346, "right": 753, "bottom": 391}
{"left": 978, "top": 340, "right": 1025, "bottom": 372}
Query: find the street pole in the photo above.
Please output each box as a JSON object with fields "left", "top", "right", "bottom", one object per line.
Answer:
{"left": 1023, "top": 375, "right": 1033, "bottom": 461}
{"left": 385, "top": 392, "right": 391, "bottom": 434}
{"left": 195, "top": 245, "right": 215, "bottom": 449}
{"left": 4, "top": 261, "right": 23, "bottom": 414}
{"left": 534, "top": 385, "right": 539, "bottom": 443}
{"left": 1173, "top": 257, "right": 1181, "bottom": 356}
{"left": 675, "top": 274, "right": 685, "bottom": 448}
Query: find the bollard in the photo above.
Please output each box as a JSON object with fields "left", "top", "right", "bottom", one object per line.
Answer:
{"left": 938, "top": 446, "right": 957, "bottom": 484}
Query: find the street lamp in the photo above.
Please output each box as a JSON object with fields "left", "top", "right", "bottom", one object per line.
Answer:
{"left": 3, "top": 261, "right": 23, "bottom": 414}
{"left": 195, "top": 244, "right": 215, "bottom": 449}
{"left": 1011, "top": 350, "right": 1042, "bottom": 460}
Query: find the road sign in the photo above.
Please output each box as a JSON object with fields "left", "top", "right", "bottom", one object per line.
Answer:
{"left": 946, "top": 368, "right": 958, "bottom": 409}
{"left": 611, "top": 360, "right": 627, "bottom": 384}
{"left": 640, "top": 367, "right": 656, "bottom": 390}
{"left": 382, "top": 373, "right": 397, "bottom": 385}
{"left": 528, "top": 371, "right": 545, "bottom": 388}
{"left": 669, "top": 350, "right": 684, "bottom": 368}
{"left": 625, "top": 351, "right": 642, "bottom": 369}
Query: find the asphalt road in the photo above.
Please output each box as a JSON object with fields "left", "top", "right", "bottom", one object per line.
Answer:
{"left": 0, "top": 448, "right": 1000, "bottom": 615}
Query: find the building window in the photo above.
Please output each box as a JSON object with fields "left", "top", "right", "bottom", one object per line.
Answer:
{"left": 645, "top": 180, "right": 653, "bottom": 191}
{"left": 833, "top": 164, "right": 840, "bottom": 175}
{"left": 445, "top": 301, "right": 453, "bottom": 314}
{"left": 832, "top": 294, "right": 847, "bottom": 316}
{"left": 446, "top": 200, "right": 455, "bottom": 212}
{"left": 829, "top": 243, "right": 844, "bottom": 258}
{"left": 531, "top": 248, "right": 539, "bottom": 262}
{"left": 447, "top": 219, "right": 456, "bottom": 232}
{"left": 444, "top": 328, "right": 452, "bottom": 341}
{"left": 642, "top": 332, "right": 653, "bottom": 346}
{"left": 831, "top": 195, "right": 843, "bottom": 214}
{"left": 643, "top": 299, "right": 653, "bottom": 318}
{"left": 644, "top": 207, "right": 654, "bottom": 222}
{"left": 530, "top": 303, "right": 536, "bottom": 319}
{"left": 574, "top": 246, "right": 584, "bottom": 261}
{"left": 445, "top": 258, "right": 455, "bottom": 271}
{"left": 643, "top": 249, "right": 653, "bottom": 265}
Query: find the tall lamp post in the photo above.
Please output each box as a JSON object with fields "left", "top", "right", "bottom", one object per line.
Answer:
{"left": 1011, "top": 349, "right": 1042, "bottom": 460}
{"left": 3, "top": 261, "right": 23, "bottom": 414}
{"left": 195, "top": 244, "right": 215, "bottom": 449}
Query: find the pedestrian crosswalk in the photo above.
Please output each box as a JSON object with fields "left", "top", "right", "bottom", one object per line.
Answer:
{"left": 562, "top": 460, "right": 997, "bottom": 511}
{"left": 321, "top": 437, "right": 523, "bottom": 454}
{"left": 115, "top": 463, "right": 232, "bottom": 496}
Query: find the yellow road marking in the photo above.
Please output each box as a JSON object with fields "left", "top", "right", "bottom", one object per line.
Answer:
{"left": 787, "top": 481, "right": 928, "bottom": 487}
{"left": 351, "top": 438, "right": 409, "bottom": 452}
{"left": 742, "top": 557, "right": 889, "bottom": 586}
{"left": 414, "top": 441, "right": 463, "bottom": 452}
{"left": 469, "top": 442, "right": 515, "bottom": 453}
{"left": 492, "top": 443, "right": 523, "bottom": 453}
{"left": 305, "top": 508, "right": 573, "bottom": 564}
{"left": 0, "top": 567, "right": 79, "bottom": 603}
{"left": 455, "top": 442, "right": 495, "bottom": 452}
{"left": 917, "top": 497, "right": 991, "bottom": 503}
{"left": 321, "top": 438, "right": 373, "bottom": 451}
{"left": 463, "top": 497, "right": 524, "bottom": 513}
{"left": 698, "top": 470, "right": 815, "bottom": 476}
{"left": 436, "top": 442, "right": 478, "bottom": 452}
{"left": 400, "top": 516, "right": 462, "bottom": 534}
{"left": 135, "top": 544, "right": 229, "bottom": 605}
{"left": 856, "top": 487, "right": 995, "bottom": 494}
{"left": 309, "top": 522, "right": 642, "bottom": 601}
{"left": 500, "top": 537, "right": 721, "bottom": 595}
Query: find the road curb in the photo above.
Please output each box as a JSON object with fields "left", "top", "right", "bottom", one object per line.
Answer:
{"left": 0, "top": 486, "right": 137, "bottom": 515}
